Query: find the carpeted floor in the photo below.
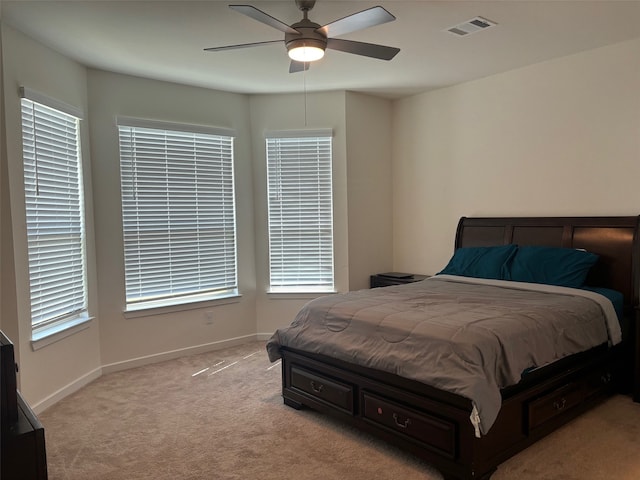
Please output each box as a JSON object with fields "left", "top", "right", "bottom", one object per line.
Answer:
{"left": 39, "top": 341, "right": 640, "bottom": 480}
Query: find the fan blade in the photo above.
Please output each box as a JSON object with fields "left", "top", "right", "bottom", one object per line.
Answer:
{"left": 289, "top": 61, "right": 310, "bottom": 73}
{"left": 326, "top": 38, "right": 399, "bottom": 60}
{"left": 316, "top": 6, "right": 395, "bottom": 38}
{"left": 230, "top": 5, "right": 299, "bottom": 34}
{"left": 204, "top": 40, "right": 283, "bottom": 52}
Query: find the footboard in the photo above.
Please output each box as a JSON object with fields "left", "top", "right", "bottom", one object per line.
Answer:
{"left": 279, "top": 346, "right": 617, "bottom": 480}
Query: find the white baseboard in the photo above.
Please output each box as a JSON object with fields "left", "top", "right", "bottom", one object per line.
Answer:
{"left": 32, "top": 366, "right": 103, "bottom": 414}
{"left": 101, "top": 334, "right": 260, "bottom": 374}
{"left": 34, "top": 334, "right": 264, "bottom": 413}
{"left": 256, "top": 332, "right": 275, "bottom": 341}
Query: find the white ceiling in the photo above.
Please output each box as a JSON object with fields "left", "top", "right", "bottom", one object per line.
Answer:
{"left": 2, "top": 1, "right": 640, "bottom": 99}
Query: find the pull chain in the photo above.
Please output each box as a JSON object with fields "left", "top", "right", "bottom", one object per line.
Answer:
{"left": 303, "top": 63, "right": 308, "bottom": 126}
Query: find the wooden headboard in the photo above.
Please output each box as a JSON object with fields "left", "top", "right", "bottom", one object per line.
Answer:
{"left": 455, "top": 216, "right": 640, "bottom": 311}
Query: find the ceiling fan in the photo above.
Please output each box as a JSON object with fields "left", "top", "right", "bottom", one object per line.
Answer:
{"left": 204, "top": 0, "right": 400, "bottom": 73}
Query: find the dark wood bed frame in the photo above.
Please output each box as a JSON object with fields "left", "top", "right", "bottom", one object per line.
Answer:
{"left": 278, "top": 216, "right": 640, "bottom": 480}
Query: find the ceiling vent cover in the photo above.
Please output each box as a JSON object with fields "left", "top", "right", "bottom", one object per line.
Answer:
{"left": 446, "top": 16, "right": 497, "bottom": 36}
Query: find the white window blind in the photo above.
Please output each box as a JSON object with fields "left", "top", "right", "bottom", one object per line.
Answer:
{"left": 266, "top": 133, "right": 334, "bottom": 292}
{"left": 118, "top": 122, "right": 238, "bottom": 309}
{"left": 20, "top": 96, "right": 88, "bottom": 333}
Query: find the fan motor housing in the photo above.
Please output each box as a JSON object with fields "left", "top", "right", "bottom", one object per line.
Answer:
{"left": 286, "top": 20, "right": 328, "bottom": 51}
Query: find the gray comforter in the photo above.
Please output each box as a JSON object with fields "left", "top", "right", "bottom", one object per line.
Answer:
{"left": 266, "top": 275, "right": 621, "bottom": 436}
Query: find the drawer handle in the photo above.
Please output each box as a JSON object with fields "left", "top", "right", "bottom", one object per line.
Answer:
{"left": 310, "top": 381, "right": 324, "bottom": 393}
{"left": 553, "top": 398, "right": 567, "bottom": 411}
{"left": 601, "top": 373, "right": 612, "bottom": 384}
{"left": 393, "top": 413, "right": 411, "bottom": 429}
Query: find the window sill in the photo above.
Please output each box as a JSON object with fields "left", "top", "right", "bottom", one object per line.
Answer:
{"left": 266, "top": 290, "right": 337, "bottom": 300}
{"left": 124, "top": 293, "right": 242, "bottom": 319}
{"left": 31, "top": 315, "right": 94, "bottom": 351}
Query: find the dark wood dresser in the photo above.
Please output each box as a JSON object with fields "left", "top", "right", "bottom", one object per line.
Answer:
{"left": 2, "top": 392, "right": 48, "bottom": 480}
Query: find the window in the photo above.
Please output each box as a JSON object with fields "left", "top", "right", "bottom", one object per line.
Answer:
{"left": 117, "top": 118, "right": 237, "bottom": 310}
{"left": 266, "top": 131, "right": 334, "bottom": 292}
{"left": 20, "top": 88, "right": 88, "bottom": 337}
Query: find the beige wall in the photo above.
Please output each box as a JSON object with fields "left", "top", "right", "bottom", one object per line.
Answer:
{"left": 1, "top": 24, "right": 102, "bottom": 406}
{"left": 250, "top": 91, "right": 395, "bottom": 334}
{"left": 0, "top": 15, "right": 15, "bottom": 344}
{"left": 345, "top": 92, "right": 393, "bottom": 291}
{"left": 88, "top": 70, "right": 258, "bottom": 366}
{"left": 250, "top": 91, "right": 350, "bottom": 335}
{"left": 392, "top": 38, "right": 640, "bottom": 276}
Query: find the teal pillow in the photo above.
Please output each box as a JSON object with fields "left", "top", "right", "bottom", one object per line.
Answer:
{"left": 506, "top": 246, "right": 598, "bottom": 288}
{"left": 438, "top": 244, "right": 517, "bottom": 280}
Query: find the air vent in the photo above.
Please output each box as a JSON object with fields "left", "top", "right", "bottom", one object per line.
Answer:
{"left": 446, "top": 16, "right": 497, "bottom": 36}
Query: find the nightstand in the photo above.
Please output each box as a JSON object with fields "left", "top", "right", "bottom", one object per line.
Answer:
{"left": 370, "top": 272, "right": 429, "bottom": 288}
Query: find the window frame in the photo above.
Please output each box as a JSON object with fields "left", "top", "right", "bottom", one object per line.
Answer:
{"left": 265, "top": 129, "right": 335, "bottom": 294}
{"left": 19, "top": 87, "right": 90, "bottom": 343}
{"left": 117, "top": 117, "right": 239, "bottom": 312}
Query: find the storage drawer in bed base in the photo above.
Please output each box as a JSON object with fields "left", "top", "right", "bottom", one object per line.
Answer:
{"left": 525, "top": 365, "right": 615, "bottom": 433}
{"left": 362, "top": 391, "right": 457, "bottom": 459}
{"left": 527, "top": 382, "right": 583, "bottom": 431}
{"left": 289, "top": 365, "right": 354, "bottom": 414}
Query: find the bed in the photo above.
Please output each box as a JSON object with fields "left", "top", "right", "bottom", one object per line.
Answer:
{"left": 267, "top": 216, "right": 640, "bottom": 480}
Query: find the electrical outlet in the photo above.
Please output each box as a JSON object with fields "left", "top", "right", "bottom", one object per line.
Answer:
{"left": 204, "top": 311, "right": 214, "bottom": 325}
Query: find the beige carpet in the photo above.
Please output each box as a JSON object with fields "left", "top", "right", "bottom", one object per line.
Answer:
{"left": 39, "top": 341, "right": 640, "bottom": 480}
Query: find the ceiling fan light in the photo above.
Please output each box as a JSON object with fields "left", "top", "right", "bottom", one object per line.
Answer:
{"left": 288, "top": 44, "right": 325, "bottom": 62}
